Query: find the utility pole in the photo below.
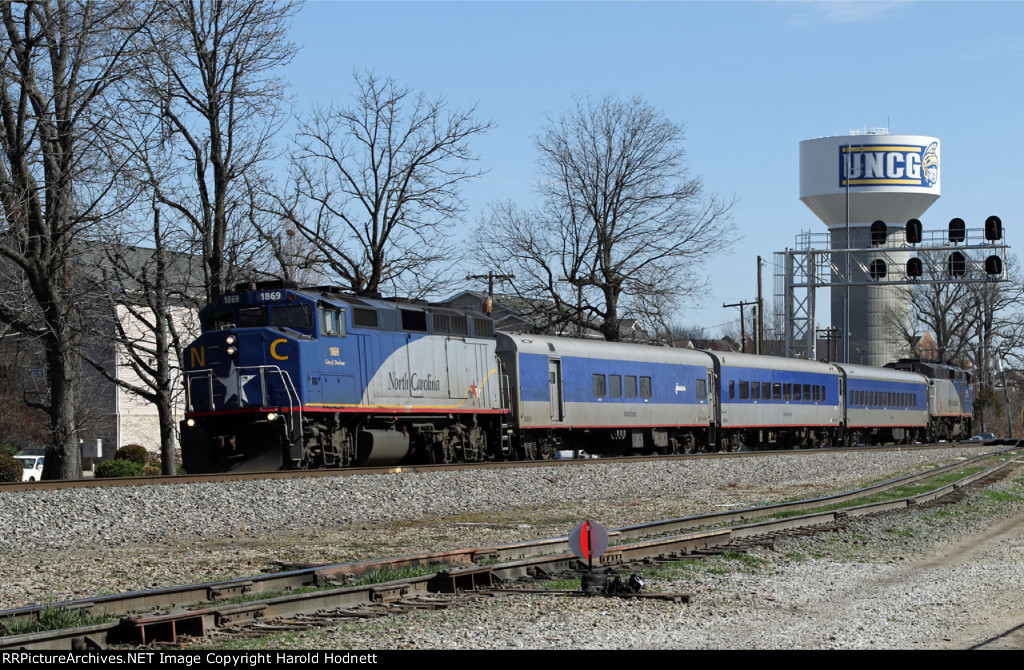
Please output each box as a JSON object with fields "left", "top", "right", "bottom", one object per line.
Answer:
{"left": 724, "top": 300, "right": 758, "bottom": 353}
{"left": 757, "top": 256, "right": 765, "bottom": 354}
{"left": 816, "top": 326, "right": 839, "bottom": 361}
{"left": 466, "top": 271, "right": 515, "bottom": 315}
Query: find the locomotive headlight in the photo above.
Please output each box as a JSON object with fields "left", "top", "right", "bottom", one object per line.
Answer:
{"left": 266, "top": 412, "right": 278, "bottom": 421}
{"left": 225, "top": 346, "right": 237, "bottom": 356}
{"left": 225, "top": 335, "right": 236, "bottom": 345}
{"left": 186, "top": 418, "right": 196, "bottom": 427}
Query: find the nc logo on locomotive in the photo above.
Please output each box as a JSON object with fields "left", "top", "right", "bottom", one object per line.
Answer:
{"left": 839, "top": 142, "right": 938, "bottom": 188}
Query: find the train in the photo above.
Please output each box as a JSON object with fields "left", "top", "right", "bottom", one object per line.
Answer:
{"left": 179, "top": 282, "right": 973, "bottom": 473}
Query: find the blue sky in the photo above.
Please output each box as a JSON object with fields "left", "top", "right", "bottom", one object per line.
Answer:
{"left": 280, "top": 1, "right": 1023, "bottom": 335}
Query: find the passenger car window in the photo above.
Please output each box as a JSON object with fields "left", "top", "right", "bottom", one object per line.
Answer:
{"left": 639, "top": 377, "right": 652, "bottom": 399}
{"left": 625, "top": 376, "right": 637, "bottom": 398}
{"left": 609, "top": 375, "right": 622, "bottom": 398}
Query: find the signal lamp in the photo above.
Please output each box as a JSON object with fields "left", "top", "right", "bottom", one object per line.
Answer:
{"left": 870, "top": 220, "right": 887, "bottom": 246}
{"left": 869, "top": 259, "right": 887, "bottom": 280}
{"left": 948, "top": 251, "right": 967, "bottom": 277}
{"left": 905, "top": 219, "right": 922, "bottom": 244}
{"left": 985, "top": 255, "right": 1003, "bottom": 275}
{"left": 985, "top": 215, "right": 1003, "bottom": 241}
{"left": 906, "top": 257, "right": 922, "bottom": 278}
{"left": 949, "top": 218, "right": 966, "bottom": 244}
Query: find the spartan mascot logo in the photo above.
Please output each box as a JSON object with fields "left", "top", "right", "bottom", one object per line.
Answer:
{"left": 921, "top": 142, "right": 939, "bottom": 186}
{"left": 840, "top": 141, "right": 938, "bottom": 188}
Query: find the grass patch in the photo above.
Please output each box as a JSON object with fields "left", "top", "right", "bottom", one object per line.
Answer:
{"left": 541, "top": 578, "right": 581, "bottom": 590}
{"left": 768, "top": 466, "right": 988, "bottom": 520}
{"left": 1, "top": 607, "right": 115, "bottom": 637}
{"left": 641, "top": 558, "right": 732, "bottom": 580}
{"left": 983, "top": 489, "right": 1024, "bottom": 503}
{"left": 722, "top": 550, "right": 767, "bottom": 568}
{"left": 350, "top": 564, "right": 443, "bottom": 587}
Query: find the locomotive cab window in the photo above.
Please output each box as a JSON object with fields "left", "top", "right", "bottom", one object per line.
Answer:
{"left": 203, "top": 310, "right": 235, "bottom": 332}
{"left": 320, "top": 306, "right": 346, "bottom": 337}
{"left": 237, "top": 306, "right": 267, "bottom": 328}
{"left": 271, "top": 304, "right": 312, "bottom": 330}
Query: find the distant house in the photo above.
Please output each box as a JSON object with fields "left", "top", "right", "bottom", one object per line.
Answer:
{"left": 910, "top": 332, "right": 940, "bottom": 361}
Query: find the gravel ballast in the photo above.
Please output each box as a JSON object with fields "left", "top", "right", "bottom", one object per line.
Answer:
{"left": 2, "top": 445, "right": 1022, "bottom": 649}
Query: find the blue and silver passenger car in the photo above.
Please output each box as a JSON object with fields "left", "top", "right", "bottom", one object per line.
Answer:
{"left": 496, "top": 333, "right": 716, "bottom": 456}
{"left": 710, "top": 352, "right": 842, "bottom": 450}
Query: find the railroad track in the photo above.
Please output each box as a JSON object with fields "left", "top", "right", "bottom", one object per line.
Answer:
{"left": 0, "top": 439, "right": 1005, "bottom": 492}
{"left": 3, "top": 444, "right": 1019, "bottom": 650}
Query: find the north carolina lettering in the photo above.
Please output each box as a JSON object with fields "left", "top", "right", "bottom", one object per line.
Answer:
{"left": 839, "top": 142, "right": 938, "bottom": 187}
{"left": 388, "top": 372, "right": 442, "bottom": 391}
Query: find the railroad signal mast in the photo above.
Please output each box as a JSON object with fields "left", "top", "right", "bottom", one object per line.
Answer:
{"left": 777, "top": 216, "right": 1009, "bottom": 361}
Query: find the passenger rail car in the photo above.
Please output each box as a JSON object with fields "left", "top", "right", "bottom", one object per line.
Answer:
{"left": 711, "top": 352, "right": 842, "bottom": 451}
{"left": 180, "top": 283, "right": 977, "bottom": 472}
{"left": 841, "top": 363, "right": 930, "bottom": 445}
{"left": 496, "top": 333, "right": 716, "bottom": 457}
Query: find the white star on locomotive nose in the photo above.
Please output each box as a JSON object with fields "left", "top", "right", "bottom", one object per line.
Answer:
{"left": 215, "top": 359, "right": 257, "bottom": 405}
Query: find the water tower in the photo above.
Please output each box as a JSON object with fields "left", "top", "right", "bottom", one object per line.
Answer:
{"left": 799, "top": 131, "right": 940, "bottom": 365}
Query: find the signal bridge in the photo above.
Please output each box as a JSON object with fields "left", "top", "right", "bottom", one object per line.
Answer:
{"left": 775, "top": 217, "right": 1009, "bottom": 361}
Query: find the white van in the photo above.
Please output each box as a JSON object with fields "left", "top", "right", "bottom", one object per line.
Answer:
{"left": 15, "top": 454, "right": 44, "bottom": 482}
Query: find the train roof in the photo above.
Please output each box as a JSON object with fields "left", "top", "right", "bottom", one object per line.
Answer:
{"left": 496, "top": 333, "right": 714, "bottom": 366}
{"left": 707, "top": 351, "right": 841, "bottom": 375}
{"left": 836, "top": 362, "right": 928, "bottom": 385}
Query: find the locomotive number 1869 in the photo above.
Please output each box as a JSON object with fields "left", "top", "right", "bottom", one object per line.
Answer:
{"left": 257, "top": 290, "right": 284, "bottom": 301}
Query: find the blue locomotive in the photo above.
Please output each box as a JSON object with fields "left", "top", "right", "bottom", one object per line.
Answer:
{"left": 180, "top": 283, "right": 973, "bottom": 472}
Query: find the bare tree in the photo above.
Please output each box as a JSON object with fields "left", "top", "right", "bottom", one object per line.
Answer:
{"left": 0, "top": 0, "right": 152, "bottom": 478}
{"left": 266, "top": 71, "right": 493, "bottom": 298}
{"left": 477, "top": 95, "right": 732, "bottom": 341}
{"left": 81, "top": 204, "right": 203, "bottom": 474}
{"left": 141, "top": 0, "right": 300, "bottom": 301}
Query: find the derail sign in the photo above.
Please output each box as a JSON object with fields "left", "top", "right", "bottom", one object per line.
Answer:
{"left": 840, "top": 142, "right": 938, "bottom": 188}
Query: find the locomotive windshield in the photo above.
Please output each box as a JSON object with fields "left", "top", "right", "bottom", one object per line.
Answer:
{"left": 271, "top": 304, "right": 312, "bottom": 329}
{"left": 238, "top": 306, "right": 267, "bottom": 327}
{"left": 203, "top": 310, "right": 234, "bottom": 331}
